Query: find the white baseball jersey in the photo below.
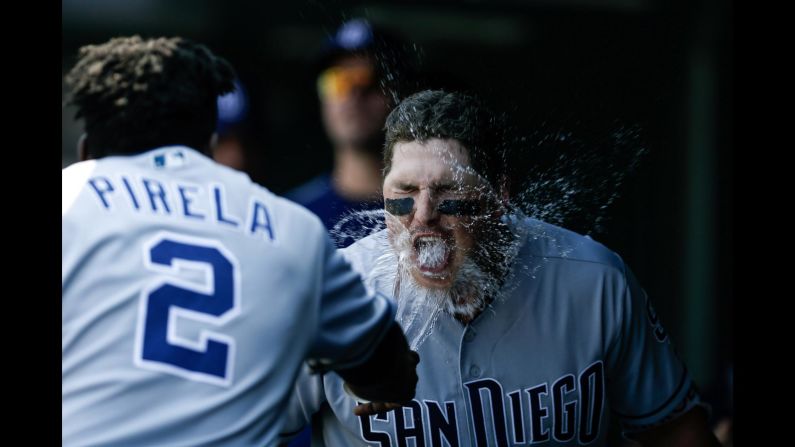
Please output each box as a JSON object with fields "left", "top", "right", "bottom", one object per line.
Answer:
{"left": 281, "top": 217, "right": 704, "bottom": 446}
{"left": 62, "top": 146, "right": 396, "bottom": 447}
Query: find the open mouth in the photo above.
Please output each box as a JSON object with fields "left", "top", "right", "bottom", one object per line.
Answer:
{"left": 412, "top": 234, "right": 452, "bottom": 275}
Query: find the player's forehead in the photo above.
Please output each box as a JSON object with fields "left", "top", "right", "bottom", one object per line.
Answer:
{"left": 386, "top": 138, "right": 476, "bottom": 187}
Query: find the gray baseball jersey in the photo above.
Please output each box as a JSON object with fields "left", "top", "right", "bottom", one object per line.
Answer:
{"left": 281, "top": 217, "right": 704, "bottom": 446}
{"left": 62, "top": 146, "right": 396, "bottom": 447}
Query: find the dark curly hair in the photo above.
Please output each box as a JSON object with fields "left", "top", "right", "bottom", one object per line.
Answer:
{"left": 65, "top": 35, "right": 236, "bottom": 157}
{"left": 383, "top": 90, "right": 509, "bottom": 193}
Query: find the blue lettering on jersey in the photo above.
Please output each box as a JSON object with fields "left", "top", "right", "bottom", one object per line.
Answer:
{"left": 578, "top": 361, "right": 605, "bottom": 444}
{"left": 356, "top": 362, "right": 607, "bottom": 446}
{"left": 88, "top": 177, "right": 115, "bottom": 209}
{"left": 395, "top": 400, "right": 425, "bottom": 447}
{"left": 360, "top": 407, "right": 392, "bottom": 446}
{"left": 464, "top": 379, "right": 509, "bottom": 447}
{"left": 120, "top": 176, "right": 140, "bottom": 210}
{"left": 142, "top": 178, "right": 171, "bottom": 214}
{"left": 135, "top": 234, "right": 240, "bottom": 387}
{"left": 213, "top": 185, "right": 239, "bottom": 227}
{"left": 424, "top": 400, "right": 459, "bottom": 447}
{"left": 84, "top": 174, "right": 278, "bottom": 242}
{"left": 551, "top": 375, "right": 577, "bottom": 442}
{"left": 526, "top": 382, "right": 550, "bottom": 442}
{"left": 506, "top": 390, "right": 525, "bottom": 444}
{"left": 178, "top": 185, "right": 205, "bottom": 220}
{"left": 249, "top": 200, "right": 275, "bottom": 241}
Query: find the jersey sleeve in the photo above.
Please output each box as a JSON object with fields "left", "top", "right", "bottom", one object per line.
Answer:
{"left": 605, "top": 263, "right": 707, "bottom": 433}
{"left": 306, "top": 232, "right": 397, "bottom": 372}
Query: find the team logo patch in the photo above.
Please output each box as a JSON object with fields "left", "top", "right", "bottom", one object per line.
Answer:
{"left": 153, "top": 150, "right": 186, "bottom": 169}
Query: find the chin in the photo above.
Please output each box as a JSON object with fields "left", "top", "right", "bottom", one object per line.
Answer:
{"left": 410, "top": 266, "right": 455, "bottom": 289}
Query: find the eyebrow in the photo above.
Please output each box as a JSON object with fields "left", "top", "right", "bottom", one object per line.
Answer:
{"left": 431, "top": 183, "right": 457, "bottom": 193}
{"left": 394, "top": 182, "right": 416, "bottom": 190}
{"left": 393, "top": 181, "right": 458, "bottom": 191}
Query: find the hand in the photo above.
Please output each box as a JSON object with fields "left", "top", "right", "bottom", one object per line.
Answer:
{"left": 343, "top": 349, "right": 420, "bottom": 404}
{"left": 352, "top": 401, "right": 405, "bottom": 416}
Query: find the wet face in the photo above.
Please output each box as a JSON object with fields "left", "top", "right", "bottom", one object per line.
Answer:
{"left": 319, "top": 55, "right": 390, "bottom": 149}
{"left": 383, "top": 138, "right": 492, "bottom": 291}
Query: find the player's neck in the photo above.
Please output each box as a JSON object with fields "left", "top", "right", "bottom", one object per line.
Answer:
{"left": 332, "top": 146, "right": 383, "bottom": 201}
{"left": 454, "top": 311, "right": 478, "bottom": 325}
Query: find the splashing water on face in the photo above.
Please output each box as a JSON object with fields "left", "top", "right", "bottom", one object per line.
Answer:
{"left": 314, "top": 17, "right": 648, "bottom": 349}
{"left": 329, "top": 123, "right": 646, "bottom": 349}
{"left": 358, "top": 219, "right": 510, "bottom": 350}
{"left": 415, "top": 237, "right": 448, "bottom": 271}
{"left": 330, "top": 208, "right": 388, "bottom": 247}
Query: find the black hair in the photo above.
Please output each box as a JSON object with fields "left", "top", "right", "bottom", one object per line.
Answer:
{"left": 65, "top": 35, "right": 236, "bottom": 157}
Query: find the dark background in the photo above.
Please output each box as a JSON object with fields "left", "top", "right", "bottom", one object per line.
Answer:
{"left": 62, "top": 0, "right": 732, "bottom": 415}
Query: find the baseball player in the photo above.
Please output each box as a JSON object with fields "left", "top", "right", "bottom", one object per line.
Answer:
{"left": 62, "top": 36, "right": 418, "bottom": 447}
{"left": 279, "top": 90, "right": 720, "bottom": 446}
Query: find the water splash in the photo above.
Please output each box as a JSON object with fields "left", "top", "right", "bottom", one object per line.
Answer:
{"left": 329, "top": 123, "right": 646, "bottom": 350}
{"left": 512, "top": 122, "right": 647, "bottom": 235}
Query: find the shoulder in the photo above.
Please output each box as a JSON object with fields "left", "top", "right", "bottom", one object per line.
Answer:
{"left": 339, "top": 230, "right": 390, "bottom": 270}
{"left": 251, "top": 183, "right": 329, "bottom": 240}
{"left": 62, "top": 160, "right": 99, "bottom": 216}
{"left": 519, "top": 217, "right": 626, "bottom": 272}
{"left": 283, "top": 173, "right": 333, "bottom": 206}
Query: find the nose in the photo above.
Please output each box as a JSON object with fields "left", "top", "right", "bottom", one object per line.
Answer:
{"left": 413, "top": 189, "right": 439, "bottom": 225}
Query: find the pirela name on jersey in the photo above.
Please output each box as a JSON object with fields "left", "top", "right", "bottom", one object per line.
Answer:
{"left": 358, "top": 361, "right": 605, "bottom": 447}
{"left": 84, "top": 174, "right": 276, "bottom": 242}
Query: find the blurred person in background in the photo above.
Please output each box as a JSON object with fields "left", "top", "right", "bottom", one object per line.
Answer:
{"left": 286, "top": 18, "right": 415, "bottom": 247}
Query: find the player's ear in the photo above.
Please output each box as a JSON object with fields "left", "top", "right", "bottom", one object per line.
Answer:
{"left": 77, "top": 133, "right": 90, "bottom": 161}
{"left": 208, "top": 132, "right": 219, "bottom": 154}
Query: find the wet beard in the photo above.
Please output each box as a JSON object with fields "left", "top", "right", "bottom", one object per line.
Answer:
{"left": 390, "top": 229, "right": 506, "bottom": 324}
{"left": 422, "top": 256, "right": 497, "bottom": 323}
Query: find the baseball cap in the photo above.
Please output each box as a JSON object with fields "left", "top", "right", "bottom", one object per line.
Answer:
{"left": 318, "top": 19, "right": 378, "bottom": 69}
{"left": 216, "top": 78, "right": 248, "bottom": 135}
{"left": 316, "top": 18, "right": 409, "bottom": 74}
{"left": 315, "top": 18, "right": 415, "bottom": 101}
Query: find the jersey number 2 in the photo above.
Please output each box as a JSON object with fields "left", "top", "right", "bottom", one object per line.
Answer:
{"left": 134, "top": 233, "right": 240, "bottom": 387}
